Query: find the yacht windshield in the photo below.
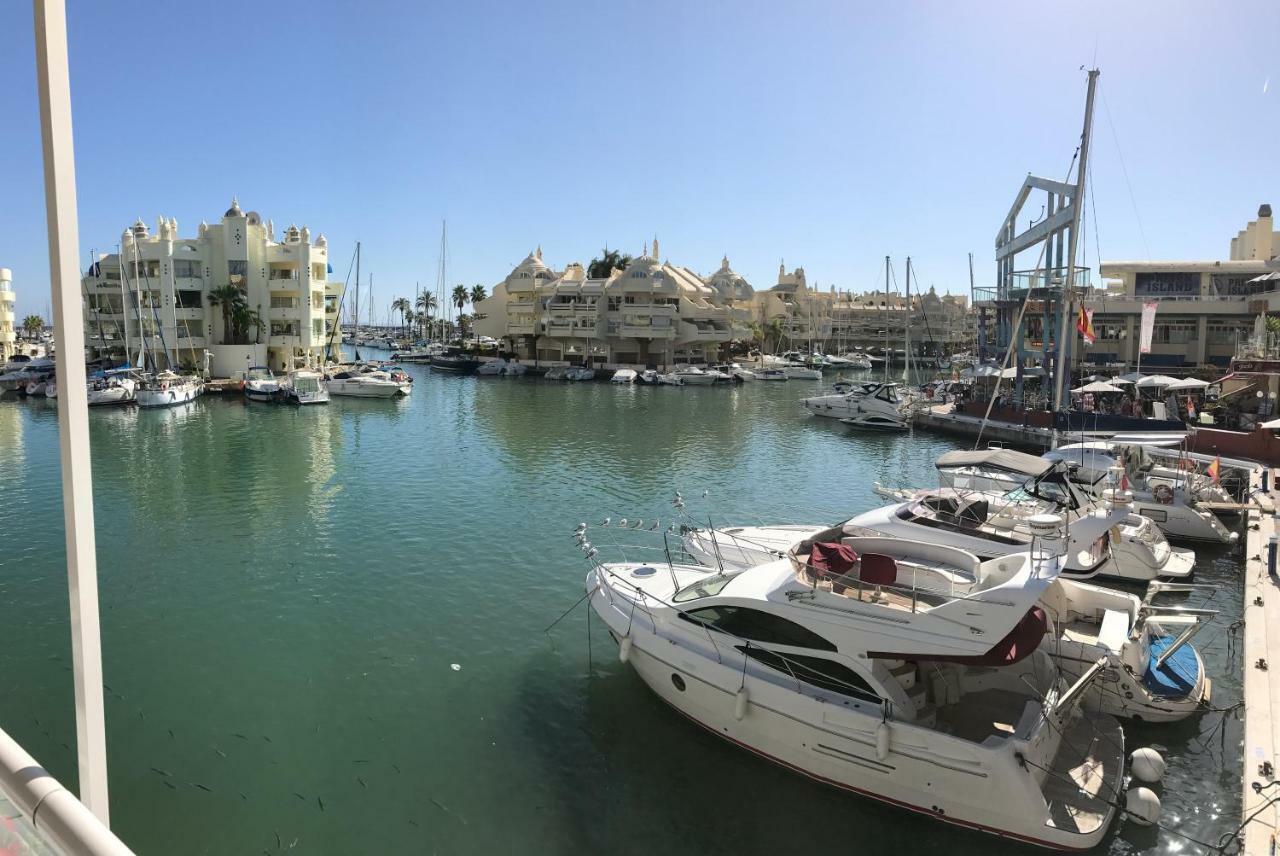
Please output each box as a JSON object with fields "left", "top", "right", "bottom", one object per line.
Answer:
{"left": 672, "top": 573, "right": 733, "bottom": 603}
{"left": 1002, "top": 469, "right": 1083, "bottom": 510}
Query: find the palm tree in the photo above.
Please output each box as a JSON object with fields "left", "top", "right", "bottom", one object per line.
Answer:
{"left": 208, "top": 285, "right": 246, "bottom": 345}
{"left": 403, "top": 309, "right": 416, "bottom": 341}
{"left": 588, "top": 247, "right": 632, "bottom": 279}
{"left": 451, "top": 285, "right": 468, "bottom": 342}
{"left": 21, "top": 315, "right": 44, "bottom": 336}
{"left": 415, "top": 293, "right": 436, "bottom": 339}
{"left": 391, "top": 297, "right": 411, "bottom": 339}
{"left": 470, "top": 284, "right": 487, "bottom": 306}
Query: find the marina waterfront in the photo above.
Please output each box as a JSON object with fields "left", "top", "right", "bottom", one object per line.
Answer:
{"left": 0, "top": 363, "right": 1245, "bottom": 854}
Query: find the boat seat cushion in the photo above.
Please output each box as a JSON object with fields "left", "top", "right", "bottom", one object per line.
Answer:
{"left": 1097, "top": 609, "right": 1130, "bottom": 653}
{"left": 860, "top": 553, "right": 897, "bottom": 586}
{"left": 810, "top": 542, "right": 857, "bottom": 576}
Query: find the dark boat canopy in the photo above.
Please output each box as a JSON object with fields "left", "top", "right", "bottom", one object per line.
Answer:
{"left": 869, "top": 606, "right": 1047, "bottom": 667}
{"left": 935, "top": 448, "right": 1050, "bottom": 479}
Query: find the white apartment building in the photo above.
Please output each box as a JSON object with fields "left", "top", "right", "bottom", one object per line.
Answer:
{"left": 1091, "top": 204, "right": 1279, "bottom": 368}
{"left": 473, "top": 241, "right": 747, "bottom": 367}
{"left": 0, "top": 268, "right": 14, "bottom": 362}
{"left": 752, "top": 264, "right": 971, "bottom": 357}
{"left": 82, "top": 199, "right": 344, "bottom": 376}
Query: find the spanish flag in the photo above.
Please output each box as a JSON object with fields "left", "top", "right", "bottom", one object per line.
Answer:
{"left": 1207, "top": 455, "right": 1221, "bottom": 484}
{"left": 1077, "top": 306, "right": 1096, "bottom": 345}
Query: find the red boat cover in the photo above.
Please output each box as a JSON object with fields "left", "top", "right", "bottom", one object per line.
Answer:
{"left": 810, "top": 541, "right": 858, "bottom": 576}
{"left": 869, "top": 606, "right": 1047, "bottom": 666}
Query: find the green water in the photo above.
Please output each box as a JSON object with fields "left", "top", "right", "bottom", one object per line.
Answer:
{"left": 0, "top": 366, "right": 1242, "bottom": 854}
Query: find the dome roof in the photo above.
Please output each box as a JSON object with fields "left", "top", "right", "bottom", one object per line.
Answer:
{"left": 224, "top": 196, "right": 243, "bottom": 218}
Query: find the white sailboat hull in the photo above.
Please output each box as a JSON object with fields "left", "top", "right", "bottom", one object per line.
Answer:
{"left": 325, "top": 378, "right": 400, "bottom": 398}
{"left": 136, "top": 380, "right": 202, "bottom": 408}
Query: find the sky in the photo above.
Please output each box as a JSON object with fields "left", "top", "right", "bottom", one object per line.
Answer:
{"left": 1, "top": 0, "right": 1277, "bottom": 320}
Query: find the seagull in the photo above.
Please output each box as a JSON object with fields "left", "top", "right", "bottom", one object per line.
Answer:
{"left": 600, "top": 517, "right": 610, "bottom": 527}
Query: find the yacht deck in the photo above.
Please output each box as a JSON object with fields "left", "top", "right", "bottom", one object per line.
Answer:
{"left": 1042, "top": 713, "right": 1123, "bottom": 838}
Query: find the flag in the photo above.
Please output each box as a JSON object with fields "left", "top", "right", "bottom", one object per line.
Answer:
{"left": 1077, "top": 306, "right": 1096, "bottom": 345}
{"left": 1207, "top": 455, "right": 1221, "bottom": 484}
{"left": 1139, "top": 302, "right": 1158, "bottom": 354}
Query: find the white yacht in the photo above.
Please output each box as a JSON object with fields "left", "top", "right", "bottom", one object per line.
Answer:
{"left": 583, "top": 522, "right": 1139, "bottom": 850}
{"left": 858, "top": 472, "right": 1194, "bottom": 583}
{"left": 243, "top": 366, "right": 280, "bottom": 402}
{"left": 756, "top": 367, "right": 788, "bottom": 381}
{"left": 282, "top": 370, "right": 329, "bottom": 405}
{"left": 938, "top": 448, "right": 1236, "bottom": 544}
{"left": 673, "top": 366, "right": 718, "bottom": 385}
{"left": 610, "top": 368, "right": 637, "bottom": 384}
{"left": 783, "top": 364, "right": 823, "bottom": 380}
{"left": 86, "top": 372, "right": 136, "bottom": 406}
{"left": 0, "top": 357, "right": 55, "bottom": 393}
{"left": 840, "top": 351, "right": 875, "bottom": 370}
{"left": 802, "top": 381, "right": 909, "bottom": 431}
{"left": 325, "top": 366, "right": 401, "bottom": 398}
{"left": 135, "top": 371, "right": 202, "bottom": 408}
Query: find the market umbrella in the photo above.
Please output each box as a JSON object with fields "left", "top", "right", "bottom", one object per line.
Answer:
{"left": 1117, "top": 372, "right": 1145, "bottom": 383}
{"left": 1134, "top": 375, "right": 1180, "bottom": 389}
{"left": 1081, "top": 373, "right": 1112, "bottom": 383}
{"left": 1164, "top": 377, "right": 1210, "bottom": 392}
{"left": 1071, "top": 381, "right": 1125, "bottom": 394}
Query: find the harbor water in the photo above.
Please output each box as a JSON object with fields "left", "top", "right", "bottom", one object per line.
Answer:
{"left": 0, "top": 365, "right": 1243, "bottom": 854}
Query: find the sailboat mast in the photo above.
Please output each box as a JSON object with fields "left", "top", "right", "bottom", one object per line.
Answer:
{"left": 883, "top": 255, "right": 890, "bottom": 382}
{"left": 902, "top": 257, "right": 912, "bottom": 382}
{"left": 354, "top": 241, "right": 361, "bottom": 337}
{"left": 1053, "top": 68, "right": 1099, "bottom": 415}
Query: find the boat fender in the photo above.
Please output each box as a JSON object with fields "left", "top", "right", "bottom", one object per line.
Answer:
{"left": 1129, "top": 747, "right": 1167, "bottom": 783}
{"left": 618, "top": 635, "right": 632, "bottom": 664}
{"left": 1153, "top": 484, "right": 1174, "bottom": 505}
{"left": 1124, "top": 787, "right": 1161, "bottom": 826}
{"left": 875, "top": 721, "right": 890, "bottom": 761}
{"left": 734, "top": 687, "right": 749, "bottom": 721}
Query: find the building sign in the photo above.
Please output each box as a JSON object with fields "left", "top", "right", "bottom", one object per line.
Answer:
{"left": 1211, "top": 274, "right": 1255, "bottom": 297}
{"left": 1134, "top": 271, "right": 1199, "bottom": 297}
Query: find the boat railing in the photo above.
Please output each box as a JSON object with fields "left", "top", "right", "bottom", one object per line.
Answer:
{"left": 0, "top": 725, "right": 133, "bottom": 854}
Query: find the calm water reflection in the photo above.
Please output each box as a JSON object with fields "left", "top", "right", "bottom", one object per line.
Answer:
{"left": 0, "top": 365, "right": 1241, "bottom": 854}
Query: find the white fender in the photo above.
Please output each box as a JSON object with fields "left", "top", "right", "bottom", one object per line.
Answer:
{"left": 618, "top": 635, "right": 632, "bottom": 664}
{"left": 734, "top": 687, "right": 749, "bottom": 721}
{"left": 875, "top": 721, "right": 891, "bottom": 761}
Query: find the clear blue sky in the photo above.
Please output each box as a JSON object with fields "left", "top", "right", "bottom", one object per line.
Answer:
{"left": 1, "top": 0, "right": 1276, "bottom": 320}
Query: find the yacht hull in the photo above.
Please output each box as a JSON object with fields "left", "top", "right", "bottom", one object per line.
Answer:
{"left": 596, "top": 596, "right": 1121, "bottom": 852}
{"left": 325, "top": 380, "right": 400, "bottom": 398}
{"left": 136, "top": 382, "right": 202, "bottom": 408}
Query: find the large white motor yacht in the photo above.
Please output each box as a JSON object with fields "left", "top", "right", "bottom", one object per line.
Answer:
{"left": 135, "top": 371, "right": 202, "bottom": 408}
{"left": 673, "top": 366, "right": 718, "bottom": 385}
{"left": 582, "top": 521, "right": 1140, "bottom": 850}
{"left": 325, "top": 366, "right": 402, "bottom": 398}
{"left": 802, "top": 381, "right": 909, "bottom": 431}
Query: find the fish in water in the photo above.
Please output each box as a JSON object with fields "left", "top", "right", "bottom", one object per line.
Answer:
{"left": 317, "top": 797, "right": 325, "bottom": 812}
{"left": 275, "top": 832, "right": 281, "bottom": 850}
{"left": 392, "top": 763, "right": 401, "bottom": 774}
{"left": 408, "top": 820, "right": 419, "bottom": 828}
{"left": 137, "top": 710, "right": 145, "bottom": 721}
{"left": 352, "top": 759, "right": 370, "bottom": 764}
{"left": 292, "top": 793, "right": 306, "bottom": 801}
{"left": 233, "top": 733, "right": 248, "bottom": 740}
{"left": 190, "top": 782, "right": 213, "bottom": 792}
{"left": 162, "top": 781, "right": 176, "bottom": 791}
{"left": 150, "top": 767, "right": 172, "bottom": 777}
{"left": 262, "top": 735, "right": 272, "bottom": 743}
{"left": 168, "top": 729, "right": 174, "bottom": 740}
{"left": 214, "top": 748, "right": 227, "bottom": 758}
{"left": 356, "top": 776, "right": 367, "bottom": 789}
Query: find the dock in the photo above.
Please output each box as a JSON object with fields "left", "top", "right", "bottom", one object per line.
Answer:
{"left": 914, "top": 404, "right": 1052, "bottom": 449}
{"left": 1243, "top": 468, "right": 1279, "bottom": 855}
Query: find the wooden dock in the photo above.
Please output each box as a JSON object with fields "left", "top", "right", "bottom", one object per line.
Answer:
{"left": 1243, "top": 467, "right": 1280, "bottom": 855}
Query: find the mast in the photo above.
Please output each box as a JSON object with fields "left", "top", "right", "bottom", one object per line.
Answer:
{"left": 883, "top": 255, "right": 890, "bottom": 382}
{"left": 353, "top": 241, "right": 362, "bottom": 361}
{"left": 902, "top": 257, "right": 912, "bottom": 382}
{"left": 117, "top": 244, "right": 131, "bottom": 363}
{"left": 1052, "top": 68, "right": 1099, "bottom": 416}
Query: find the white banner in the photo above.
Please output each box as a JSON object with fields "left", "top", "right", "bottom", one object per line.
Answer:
{"left": 1139, "top": 301, "right": 1158, "bottom": 354}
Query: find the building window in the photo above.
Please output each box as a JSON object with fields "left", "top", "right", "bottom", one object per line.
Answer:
{"left": 177, "top": 320, "right": 202, "bottom": 340}
{"left": 736, "top": 646, "right": 878, "bottom": 700}
{"left": 228, "top": 260, "right": 248, "bottom": 279}
{"left": 678, "top": 606, "right": 837, "bottom": 651}
{"left": 175, "top": 290, "right": 202, "bottom": 308}
{"left": 313, "top": 319, "right": 323, "bottom": 337}
{"left": 174, "top": 260, "right": 202, "bottom": 279}
{"left": 1152, "top": 322, "right": 1196, "bottom": 344}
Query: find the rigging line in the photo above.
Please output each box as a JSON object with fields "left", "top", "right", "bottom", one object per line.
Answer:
{"left": 1100, "top": 86, "right": 1151, "bottom": 260}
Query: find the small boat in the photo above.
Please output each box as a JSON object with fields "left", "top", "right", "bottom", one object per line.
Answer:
{"left": 673, "top": 366, "right": 717, "bottom": 385}
{"left": 637, "top": 369, "right": 662, "bottom": 385}
{"left": 756, "top": 367, "right": 788, "bottom": 381}
{"left": 87, "top": 373, "right": 136, "bottom": 406}
{"left": 544, "top": 367, "right": 568, "bottom": 380}
{"left": 476, "top": 359, "right": 506, "bottom": 376}
{"left": 282, "top": 370, "right": 330, "bottom": 405}
{"left": 565, "top": 367, "right": 595, "bottom": 381}
{"left": 656, "top": 372, "right": 683, "bottom": 386}
{"left": 783, "top": 364, "right": 822, "bottom": 380}
{"left": 25, "top": 375, "right": 53, "bottom": 397}
{"left": 243, "top": 366, "right": 280, "bottom": 402}
{"left": 325, "top": 367, "right": 401, "bottom": 398}
{"left": 804, "top": 381, "right": 909, "bottom": 431}
{"left": 429, "top": 349, "right": 481, "bottom": 374}
{"left": 136, "top": 371, "right": 202, "bottom": 408}
{"left": 841, "top": 351, "right": 874, "bottom": 370}
{"left": 611, "top": 369, "right": 637, "bottom": 384}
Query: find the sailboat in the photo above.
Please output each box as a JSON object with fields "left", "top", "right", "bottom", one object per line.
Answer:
{"left": 428, "top": 222, "right": 480, "bottom": 374}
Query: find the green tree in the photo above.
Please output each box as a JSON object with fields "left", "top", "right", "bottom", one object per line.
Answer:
{"left": 391, "top": 297, "right": 411, "bottom": 338}
{"left": 587, "top": 248, "right": 632, "bottom": 279}
{"left": 470, "top": 284, "right": 487, "bottom": 306}
{"left": 416, "top": 292, "right": 436, "bottom": 339}
{"left": 207, "top": 285, "right": 247, "bottom": 345}
{"left": 403, "top": 309, "right": 416, "bottom": 341}
{"left": 21, "top": 315, "right": 44, "bottom": 335}
{"left": 451, "top": 285, "right": 468, "bottom": 340}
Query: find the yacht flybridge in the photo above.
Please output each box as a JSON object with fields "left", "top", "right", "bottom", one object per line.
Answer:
{"left": 578, "top": 517, "right": 1158, "bottom": 850}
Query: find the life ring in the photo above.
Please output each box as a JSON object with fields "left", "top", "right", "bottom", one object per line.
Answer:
{"left": 160, "top": 381, "right": 170, "bottom": 391}
{"left": 1153, "top": 484, "right": 1175, "bottom": 505}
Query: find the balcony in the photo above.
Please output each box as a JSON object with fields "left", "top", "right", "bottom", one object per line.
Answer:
{"left": 619, "top": 324, "right": 675, "bottom": 339}
{"left": 508, "top": 300, "right": 535, "bottom": 312}
{"left": 507, "top": 323, "right": 538, "bottom": 336}
{"left": 270, "top": 307, "right": 303, "bottom": 321}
